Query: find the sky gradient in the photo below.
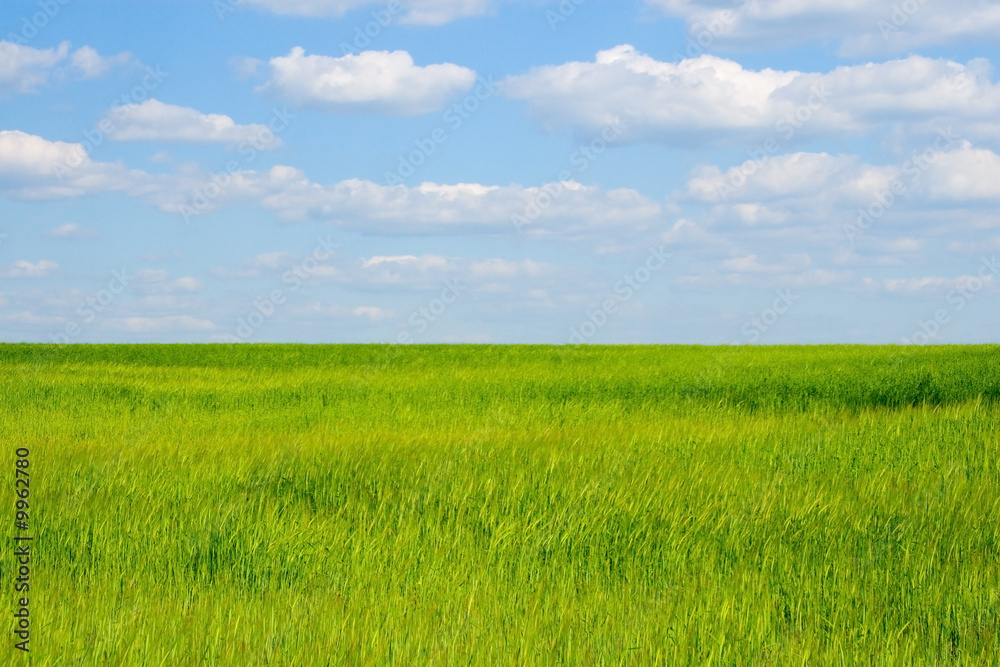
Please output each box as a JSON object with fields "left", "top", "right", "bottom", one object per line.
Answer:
{"left": 2, "top": 0, "right": 999, "bottom": 345}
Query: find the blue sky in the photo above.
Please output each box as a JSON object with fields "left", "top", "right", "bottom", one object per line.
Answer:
{"left": 1, "top": 0, "right": 999, "bottom": 344}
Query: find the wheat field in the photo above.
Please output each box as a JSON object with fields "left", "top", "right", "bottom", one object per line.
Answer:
{"left": 2, "top": 344, "right": 998, "bottom": 664}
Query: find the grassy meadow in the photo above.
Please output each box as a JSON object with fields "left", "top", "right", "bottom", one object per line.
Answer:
{"left": 2, "top": 344, "right": 999, "bottom": 665}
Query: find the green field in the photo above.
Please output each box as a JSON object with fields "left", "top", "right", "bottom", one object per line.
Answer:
{"left": 2, "top": 344, "right": 999, "bottom": 664}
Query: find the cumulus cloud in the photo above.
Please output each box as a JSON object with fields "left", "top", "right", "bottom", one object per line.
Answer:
{"left": 250, "top": 173, "right": 664, "bottom": 234}
{"left": 103, "top": 99, "right": 282, "bottom": 148}
{"left": 502, "top": 46, "right": 1000, "bottom": 146}
{"left": 239, "top": 0, "right": 370, "bottom": 16}
{"left": 308, "top": 253, "right": 551, "bottom": 291}
{"left": 880, "top": 274, "right": 995, "bottom": 295}
{"left": 469, "top": 257, "right": 546, "bottom": 278}
{"left": 644, "top": 0, "right": 1000, "bottom": 56}
{"left": 0, "top": 41, "right": 132, "bottom": 94}
{"left": 0, "top": 128, "right": 662, "bottom": 238}
{"left": 110, "top": 316, "right": 216, "bottom": 333}
{"left": 722, "top": 253, "right": 811, "bottom": 274}
{"left": 0, "top": 41, "right": 70, "bottom": 93}
{"left": 685, "top": 152, "right": 880, "bottom": 205}
{"left": 1, "top": 311, "right": 62, "bottom": 325}
{"left": 45, "top": 223, "right": 99, "bottom": 239}
{"left": 0, "top": 130, "right": 269, "bottom": 208}
{"left": 664, "top": 143, "right": 1000, "bottom": 280}
{"left": 131, "top": 269, "right": 202, "bottom": 294}
{"left": 251, "top": 252, "right": 298, "bottom": 270}
{"left": 343, "top": 254, "right": 457, "bottom": 287}
{"left": 678, "top": 265, "right": 852, "bottom": 290}
{"left": 5, "top": 126, "right": 999, "bottom": 268}
{"left": 230, "top": 56, "right": 264, "bottom": 80}
{"left": 922, "top": 144, "right": 1000, "bottom": 201}
{"left": 647, "top": 141, "right": 1000, "bottom": 302}
{"left": 240, "top": 0, "right": 498, "bottom": 25}
{"left": 684, "top": 144, "right": 1000, "bottom": 209}
{"left": 258, "top": 48, "right": 476, "bottom": 115}
{"left": 0, "top": 130, "right": 149, "bottom": 200}
{"left": 69, "top": 46, "right": 133, "bottom": 79}
{"left": 0, "top": 260, "right": 59, "bottom": 278}
{"left": 397, "top": 0, "right": 495, "bottom": 25}
{"left": 351, "top": 305, "right": 390, "bottom": 321}
{"left": 292, "top": 302, "right": 393, "bottom": 322}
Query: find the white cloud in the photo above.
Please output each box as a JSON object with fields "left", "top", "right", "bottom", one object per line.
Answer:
{"left": 104, "top": 99, "right": 281, "bottom": 148}
{"left": 241, "top": 0, "right": 498, "bottom": 25}
{"left": 502, "top": 46, "right": 1000, "bottom": 145}
{"left": 645, "top": 0, "right": 1000, "bottom": 56}
{"left": 133, "top": 269, "right": 202, "bottom": 294}
{"left": 922, "top": 144, "right": 1000, "bottom": 200}
{"left": 296, "top": 302, "right": 392, "bottom": 322}
{"left": 352, "top": 305, "right": 390, "bottom": 321}
{"left": 1, "top": 311, "right": 62, "bottom": 325}
{"left": 362, "top": 255, "right": 449, "bottom": 271}
{"left": 226, "top": 252, "right": 553, "bottom": 292}
{"left": 350, "top": 254, "right": 549, "bottom": 289}
{"left": 70, "top": 46, "right": 133, "bottom": 79}
{"left": 722, "top": 254, "right": 811, "bottom": 274}
{"left": 661, "top": 142, "right": 1000, "bottom": 293}
{"left": 0, "top": 41, "right": 69, "bottom": 93}
{"left": 0, "top": 130, "right": 160, "bottom": 200}
{"left": 678, "top": 267, "right": 852, "bottom": 290}
{"left": 0, "top": 130, "right": 261, "bottom": 208}
{"left": 0, "top": 130, "right": 662, "bottom": 237}
{"left": 1, "top": 260, "right": 59, "bottom": 278}
{"left": 685, "top": 152, "right": 882, "bottom": 206}
{"left": 111, "top": 316, "right": 216, "bottom": 333}
{"left": 353, "top": 254, "right": 453, "bottom": 286}
{"left": 135, "top": 269, "right": 170, "bottom": 283}
{"left": 239, "top": 0, "right": 375, "bottom": 17}
{"left": 658, "top": 145, "right": 1000, "bottom": 288}
{"left": 881, "top": 274, "right": 995, "bottom": 294}
{"left": 0, "top": 130, "right": 149, "bottom": 200}
{"left": 230, "top": 56, "right": 264, "bottom": 80}
{"left": 252, "top": 252, "right": 298, "bottom": 270}
{"left": 469, "top": 258, "right": 546, "bottom": 278}
{"left": 45, "top": 223, "right": 99, "bottom": 239}
{"left": 0, "top": 130, "right": 89, "bottom": 178}
{"left": 0, "top": 41, "right": 132, "bottom": 94}
{"left": 684, "top": 144, "right": 1000, "bottom": 210}
{"left": 169, "top": 277, "right": 202, "bottom": 292}
{"left": 400, "top": 0, "right": 494, "bottom": 25}
{"left": 258, "top": 48, "right": 476, "bottom": 115}
{"left": 247, "top": 173, "right": 663, "bottom": 234}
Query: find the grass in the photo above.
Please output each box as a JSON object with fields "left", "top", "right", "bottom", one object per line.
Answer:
{"left": 2, "top": 344, "right": 999, "bottom": 664}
